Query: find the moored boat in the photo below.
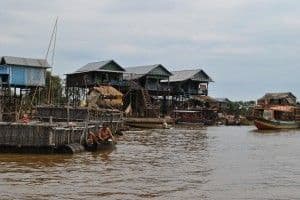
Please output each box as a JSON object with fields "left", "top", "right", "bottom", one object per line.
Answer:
{"left": 254, "top": 117, "right": 300, "bottom": 130}
{"left": 252, "top": 92, "right": 300, "bottom": 130}
{"left": 85, "top": 139, "right": 116, "bottom": 152}
{"left": 124, "top": 117, "right": 174, "bottom": 129}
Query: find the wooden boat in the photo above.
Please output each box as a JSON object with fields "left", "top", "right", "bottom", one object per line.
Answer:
{"left": 253, "top": 105, "right": 300, "bottom": 130}
{"left": 173, "top": 109, "right": 217, "bottom": 126}
{"left": 254, "top": 117, "right": 300, "bottom": 130}
{"left": 124, "top": 117, "right": 174, "bottom": 129}
{"left": 85, "top": 139, "right": 116, "bottom": 152}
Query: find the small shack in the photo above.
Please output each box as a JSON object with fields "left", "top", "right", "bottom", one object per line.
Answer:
{"left": 215, "top": 98, "right": 231, "bottom": 111}
{"left": 163, "top": 69, "right": 213, "bottom": 96}
{"left": 257, "top": 92, "right": 296, "bottom": 106}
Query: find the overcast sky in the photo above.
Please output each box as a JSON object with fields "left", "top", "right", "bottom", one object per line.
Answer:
{"left": 0, "top": 0, "right": 299, "bottom": 100}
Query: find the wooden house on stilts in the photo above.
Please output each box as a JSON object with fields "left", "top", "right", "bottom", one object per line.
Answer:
{"left": 123, "top": 64, "right": 172, "bottom": 117}
{"left": 0, "top": 56, "right": 50, "bottom": 121}
{"left": 66, "top": 60, "right": 125, "bottom": 107}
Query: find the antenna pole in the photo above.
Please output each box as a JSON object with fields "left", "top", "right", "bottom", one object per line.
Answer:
{"left": 46, "top": 17, "right": 58, "bottom": 104}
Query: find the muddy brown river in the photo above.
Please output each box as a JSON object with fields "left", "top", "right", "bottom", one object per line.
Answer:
{"left": 1, "top": 126, "right": 300, "bottom": 199}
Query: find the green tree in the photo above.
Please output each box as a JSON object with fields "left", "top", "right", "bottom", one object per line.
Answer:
{"left": 40, "top": 71, "right": 64, "bottom": 105}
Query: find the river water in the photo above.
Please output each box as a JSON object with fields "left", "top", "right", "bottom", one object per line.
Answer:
{"left": 1, "top": 126, "right": 300, "bottom": 199}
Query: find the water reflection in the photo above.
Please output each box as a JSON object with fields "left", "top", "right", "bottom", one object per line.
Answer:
{"left": 91, "top": 149, "right": 114, "bottom": 163}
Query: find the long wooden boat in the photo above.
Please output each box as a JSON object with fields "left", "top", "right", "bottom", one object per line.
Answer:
{"left": 124, "top": 117, "right": 174, "bottom": 129}
{"left": 254, "top": 117, "right": 300, "bottom": 130}
{"left": 85, "top": 140, "right": 116, "bottom": 152}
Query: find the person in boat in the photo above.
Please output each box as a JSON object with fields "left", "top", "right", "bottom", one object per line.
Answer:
{"left": 86, "top": 123, "right": 115, "bottom": 145}
{"left": 97, "top": 123, "right": 115, "bottom": 142}
{"left": 21, "top": 114, "right": 30, "bottom": 124}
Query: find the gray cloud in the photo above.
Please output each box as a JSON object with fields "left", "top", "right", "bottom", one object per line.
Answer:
{"left": 0, "top": 0, "right": 299, "bottom": 100}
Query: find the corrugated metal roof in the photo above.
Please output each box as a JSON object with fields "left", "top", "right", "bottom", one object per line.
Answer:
{"left": 74, "top": 60, "right": 125, "bottom": 73}
{"left": 165, "top": 69, "right": 213, "bottom": 82}
{"left": 261, "top": 92, "right": 295, "bottom": 99}
{"left": 125, "top": 64, "right": 172, "bottom": 80}
{"left": 125, "top": 64, "right": 160, "bottom": 75}
{"left": 1, "top": 56, "right": 50, "bottom": 68}
{"left": 258, "top": 92, "right": 296, "bottom": 104}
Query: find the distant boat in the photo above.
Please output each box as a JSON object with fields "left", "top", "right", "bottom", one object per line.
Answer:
{"left": 253, "top": 105, "right": 300, "bottom": 130}
{"left": 124, "top": 117, "right": 173, "bottom": 129}
{"left": 254, "top": 117, "right": 299, "bottom": 130}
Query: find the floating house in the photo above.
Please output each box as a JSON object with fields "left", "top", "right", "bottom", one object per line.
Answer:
{"left": 163, "top": 69, "right": 213, "bottom": 96}
{"left": 124, "top": 64, "right": 172, "bottom": 95}
{"left": 257, "top": 92, "right": 296, "bottom": 106}
{"left": 66, "top": 60, "right": 125, "bottom": 88}
{"left": 0, "top": 56, "right": 50, "bottom": 88}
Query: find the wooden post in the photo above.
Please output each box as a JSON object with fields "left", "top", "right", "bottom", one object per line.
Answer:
{"left": 0, "top": 95, "right": 2, "bottom": 122}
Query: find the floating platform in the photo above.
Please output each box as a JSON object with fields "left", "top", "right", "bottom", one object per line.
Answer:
{"left": 0, "top": 122, "right": 96, "bottom": 154}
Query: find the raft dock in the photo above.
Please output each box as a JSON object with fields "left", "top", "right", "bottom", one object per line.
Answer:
{"left": 0, "top": 122, "right": 96, "bottom": 154}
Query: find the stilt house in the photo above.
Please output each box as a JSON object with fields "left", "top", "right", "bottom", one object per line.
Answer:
{"left": 0, "top": 56, "right": 50, "bottom": 121}
{"left": 124, "top": 64, "right": 172, "bottom": 95}
{"left": 0, "top": 56, "right": 50, "bottom": 88}
{"left": 65, "top": 59, "right": 125, "bottom": 107}
{"left": 163, "top": 69, "right": 213, "bottom": 96}
{"left": 66, "top": 60, "right": 125, "bottom": 88}
{"left": 123, "top": 64, "right": 172, "bottom": 117}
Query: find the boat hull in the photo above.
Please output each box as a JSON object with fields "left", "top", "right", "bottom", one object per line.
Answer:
{"left": 124, "top": 118, "right": 174, "bottom": 129}
{"left": 254, "top": 118, "right": 300, "bottom": 130}
{"left": 85, "top": 140, "right": 116, "bottom": 152}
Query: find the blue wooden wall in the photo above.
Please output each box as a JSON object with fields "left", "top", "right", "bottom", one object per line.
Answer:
{"left": 0, "top": 65, "right": 46, "bottom": 87}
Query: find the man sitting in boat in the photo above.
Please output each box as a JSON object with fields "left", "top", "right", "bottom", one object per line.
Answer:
{"left": 87, "top": 123, "right": 115, "bottom": 145}
{"left": 97, "top": 123, "right": 115, "bottom": 142}
{"left": 21, "top": 114, "right": 30, "bottom": 124}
